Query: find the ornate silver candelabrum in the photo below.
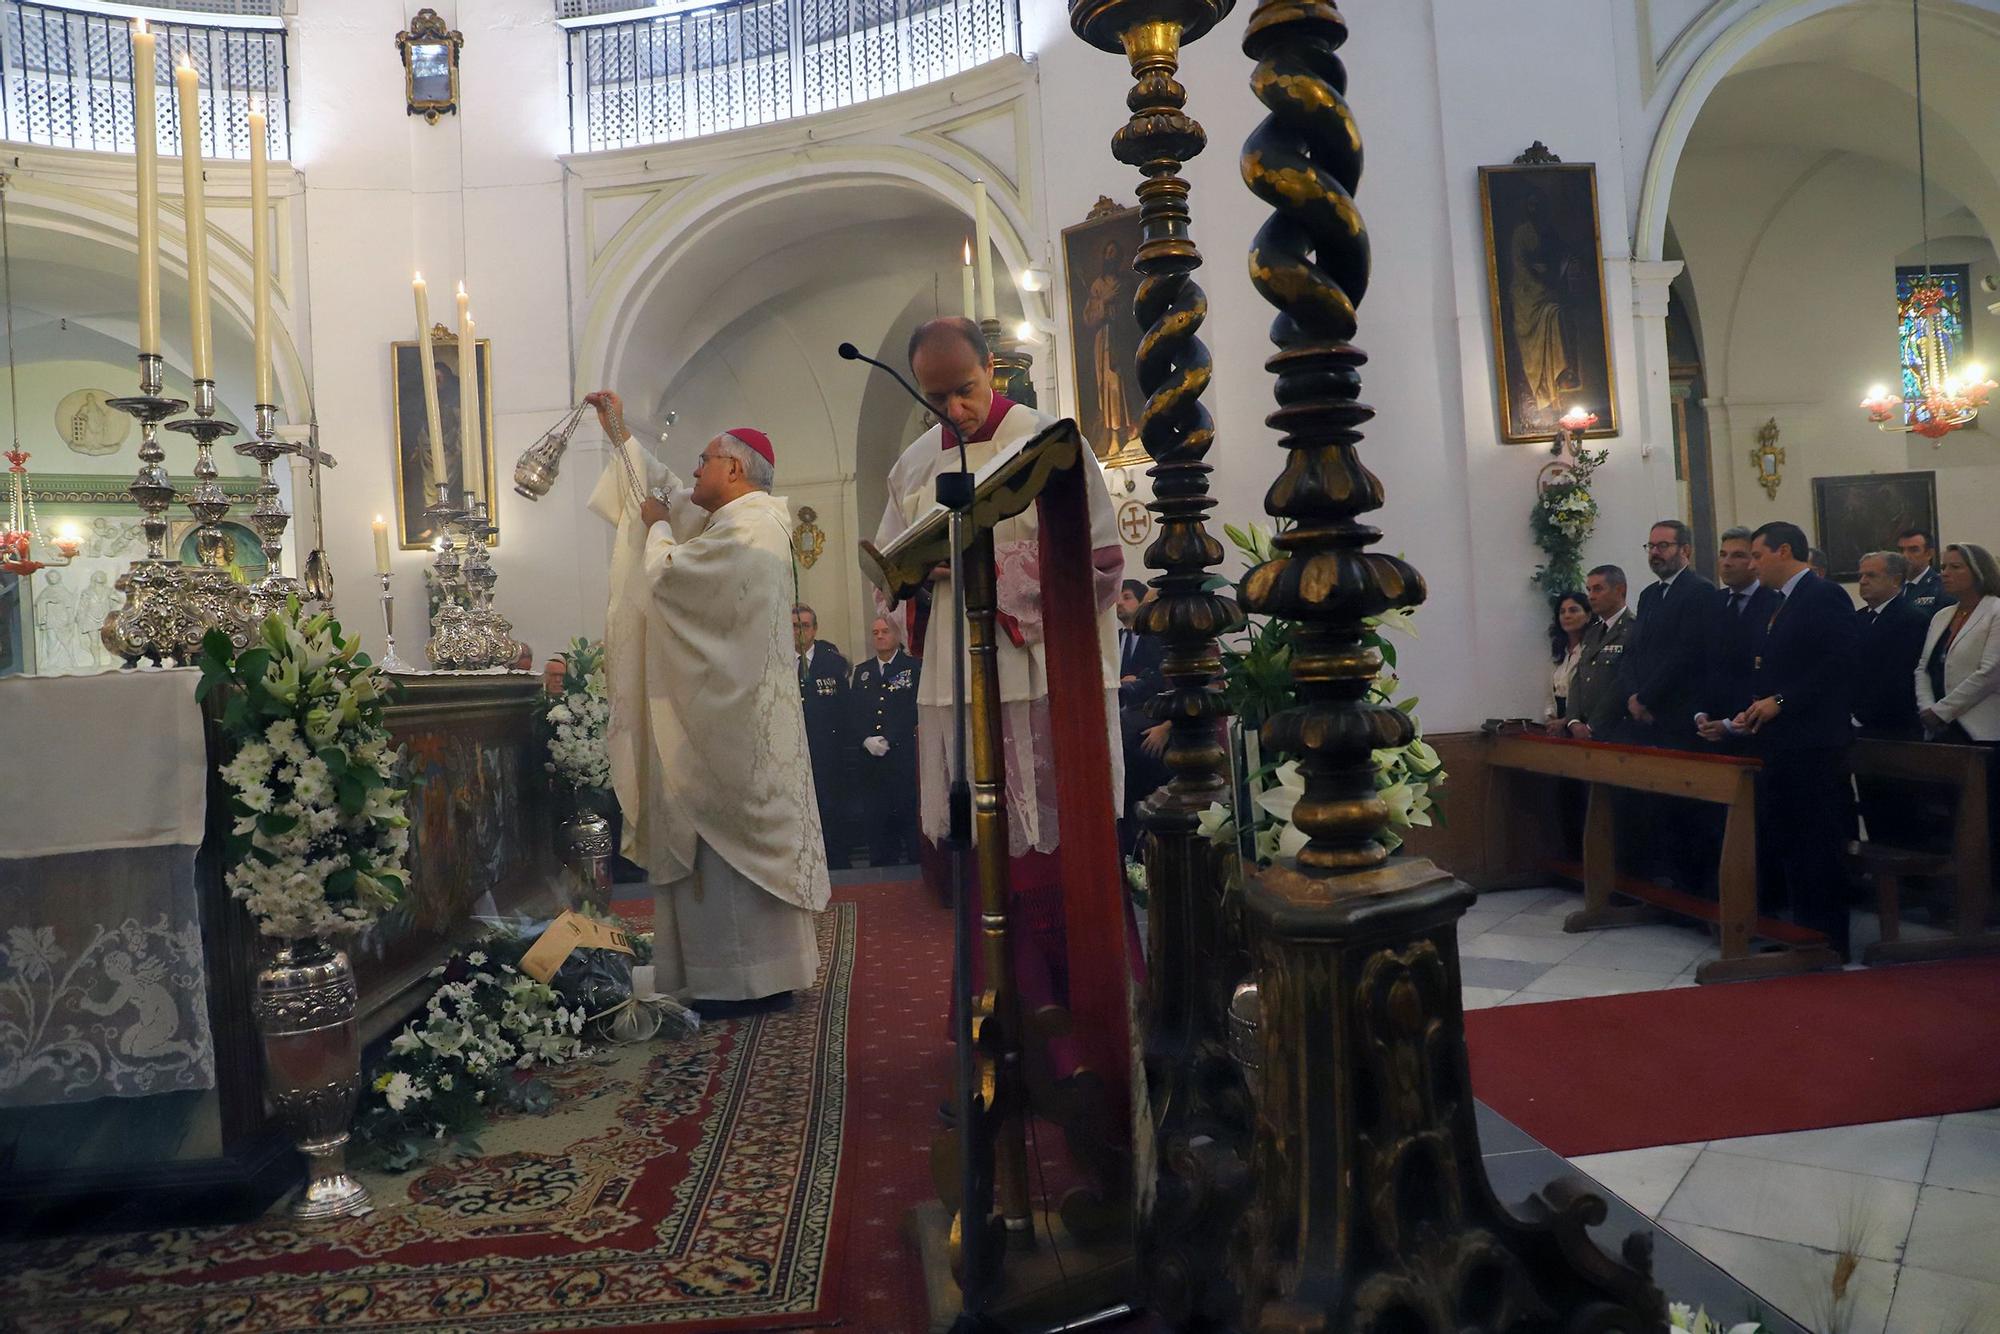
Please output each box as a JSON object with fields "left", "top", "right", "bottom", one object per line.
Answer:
{"left": 165, "top": 380, "right": 254, "bottom": 651}
{"left": 376, "top": 571, "right": 415, "bottom": 673}
{"left": 424, "top": 495, "right": 482, "bottom": 669}
{"left": 104, "top": 354, "right": 193, "bottom": 666}
{"left": 236, "top": 404, "right": 303, "bottom": 622}
{"left": 457, "top": 495, "right": 519, "bottom": 669}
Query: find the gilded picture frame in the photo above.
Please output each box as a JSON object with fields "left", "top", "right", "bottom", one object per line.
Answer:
{"left": 389, "top": 332, "right": 498, "bottom": 549}
{"left": 396, "top": 8, "right": 463, "bottom": 124}
{"left": 1479, "top": 160, "right": 1619, "bottom": 444}
{"left": 1062, "top": 198, "right": 1149, "bottom": 469}
{"left": 1812, "top": 470, "right": 1938, "bottom": 583}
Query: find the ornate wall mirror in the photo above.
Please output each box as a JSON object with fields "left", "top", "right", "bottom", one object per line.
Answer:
{"left": 396, "top": 9, "right": 463, "bottom": 123}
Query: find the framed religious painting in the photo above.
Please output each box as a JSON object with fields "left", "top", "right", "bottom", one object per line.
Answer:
{"left": 1812, "top": 470, "right": 1938, "bottom": 583}
{"left": 1062, "top": 198, "right": 1148, "bottom": 468}
{"left": 1479, "top": 157, "right": 1619, "bottom": 444}
{"left": 389, "top": 333, "right": 497, "bottom": 549}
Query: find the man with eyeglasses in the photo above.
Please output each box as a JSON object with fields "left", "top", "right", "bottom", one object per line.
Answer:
{"left": 1897, "top": 526, "right": 1946, "bottom": 617}
{"left": 1619, "top": 519, "right": 1714, "bottom": 747}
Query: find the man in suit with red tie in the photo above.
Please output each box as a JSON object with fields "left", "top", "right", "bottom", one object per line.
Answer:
{"left": 1722, "top": 521, "right": 1858, "bottom": 959}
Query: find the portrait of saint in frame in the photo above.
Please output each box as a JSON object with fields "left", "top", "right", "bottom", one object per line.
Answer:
{"left": 1062, "top": 200, "right": 1148, "bottom": 469}
{"left": 390, "top": 335, "right": 497, "bottom": 549}
{"left": 1479, "top": 162, "right": 1619, "bottom": 443}
{"left": 1812, "top": 471, "right": 1939, "bottom": 583}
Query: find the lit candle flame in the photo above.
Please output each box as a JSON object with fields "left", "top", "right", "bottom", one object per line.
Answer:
{"left": 962, "top": 239, "right": 972, "bottom": 265}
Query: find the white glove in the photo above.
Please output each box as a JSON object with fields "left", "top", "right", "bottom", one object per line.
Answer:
{"left": 864, "top": 736, "right": 889, "bottom": 757}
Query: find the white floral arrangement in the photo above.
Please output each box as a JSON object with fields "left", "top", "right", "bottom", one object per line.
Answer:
{"left": 540, "top": 637, "right": 613, "bottom": 798}
{"left": 1668, "top": 1302, "right": 1768, "bottom": 1334}
{"left": 1204, "top": 524, "right": 1446, "bottom": 864}
{"left": 357, "top": 942, "right": 592, "bottom": 1168}
{"left": 199, "top": 602, "right": 409, "bottom": 940}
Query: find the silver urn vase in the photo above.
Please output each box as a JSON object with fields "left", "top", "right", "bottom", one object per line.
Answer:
{"left": 250, "top": 938, "right": 373, "bottom": 1220}
{"left": 562, "top": 794, "right": 615, "bottom": 912}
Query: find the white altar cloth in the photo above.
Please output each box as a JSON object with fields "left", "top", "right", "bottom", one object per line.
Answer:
{"left": 0, "top": 668, "right": 216, "bottom": 1106}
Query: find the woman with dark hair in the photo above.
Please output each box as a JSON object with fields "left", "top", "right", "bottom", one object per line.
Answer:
{"left": 1546, "top": 590, "right": 1591, "bottom": 729}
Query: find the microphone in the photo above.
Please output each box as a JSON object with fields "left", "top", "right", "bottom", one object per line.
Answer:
{"left": 836, "top": 341, "right": 968, "bottom": 472}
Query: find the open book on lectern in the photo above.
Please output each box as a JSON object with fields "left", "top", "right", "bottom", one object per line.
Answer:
{"left": 857, "top": 417, "right": 1087, "bottom": 600}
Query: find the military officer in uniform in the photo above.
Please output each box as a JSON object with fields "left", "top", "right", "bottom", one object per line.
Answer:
{"left": 1562, "top": 564, "right": 1638, "bottom": 740}
{"left": 795, "top": 603, "right": 853, "bottom": 869}
{"left": 852, "top": 615, "right": 921, "bottom": 866}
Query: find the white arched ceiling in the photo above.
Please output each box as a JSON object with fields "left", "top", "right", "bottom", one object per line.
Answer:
{"left": 1637, "top": 0, "right": 2000, "bottom": 261}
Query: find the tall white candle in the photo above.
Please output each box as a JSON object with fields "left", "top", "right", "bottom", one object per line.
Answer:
{"left": 132, "top": 21, "right": 161, "bottom": 359}
{"left": 960, "top": 239, "right": 975, "bottom": 319}
{"left": 248, "top": 104, "right": 273, "bottom": 405}
{"left": 457, "top": 290, "right": 482, "bottom": 500}
{"left": 372, "top": 515, "right": 391, "bottom": 574}
{"left": 972, "top": 180, "right": 996, "bottom": 322}
{"left": 174, "top": 57, "right": 213, "bottom": 382}
{"left": 413, "top": 273, "right": 447, "bottom": 499}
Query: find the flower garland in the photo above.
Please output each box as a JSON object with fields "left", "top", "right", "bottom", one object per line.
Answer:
{"left": 1204, "top": 523, "right": 1447, "bottom": 864}
{"left": 198, "top": 601, "right": 409, "bottom": 940}
{"left": 538, "top": 636, "right": 612, "bottom": 800}
{"left": 1529, "top": 444, "right": 1607, "bottom": 598}
{"left": 356, "top": 936, "right": 592, "bottom": 1169}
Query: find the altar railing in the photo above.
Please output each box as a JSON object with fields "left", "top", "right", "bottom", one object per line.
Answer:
{"left": 0, "top": 0, "right": 290, "bottom": 159}
{"left": 562, "top": 0, "right": 1020, "bottom": 152}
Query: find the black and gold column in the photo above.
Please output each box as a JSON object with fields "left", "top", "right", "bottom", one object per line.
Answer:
{"left": 1234, "top": 3, "right": 1668, "bottom": 1327}
{"left": 1071, "top": 0, "right": 1252, "bottom": 1326}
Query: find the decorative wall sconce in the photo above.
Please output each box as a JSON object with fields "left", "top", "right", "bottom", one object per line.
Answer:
{"left": 1751, "top": 418, "right": 1784, "bottom": 500}
{"left": 396, "top": 9, "right": 463, "bottom": 124}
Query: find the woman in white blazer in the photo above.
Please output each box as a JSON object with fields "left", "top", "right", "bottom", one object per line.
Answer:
{"left": 1915, "top": 542, "right": 2000, "bottom": 742}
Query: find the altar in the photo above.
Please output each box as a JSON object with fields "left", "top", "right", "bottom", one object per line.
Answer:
{"left": 0, "top": 667, "right": 562, "bottom": 1231}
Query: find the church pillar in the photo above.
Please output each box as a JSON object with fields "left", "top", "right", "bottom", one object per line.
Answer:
{"left": 1629, "top": 259, "right": 1685, "bottom": 464}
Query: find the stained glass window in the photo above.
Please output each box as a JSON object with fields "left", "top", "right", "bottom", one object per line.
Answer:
{"left": 1894, "top": 264, "right": 1972, "bottom": 430}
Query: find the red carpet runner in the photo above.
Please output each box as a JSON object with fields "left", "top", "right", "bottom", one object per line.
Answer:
{"left": 1464, "top": 956, "right": 2000, "bottom": 1157}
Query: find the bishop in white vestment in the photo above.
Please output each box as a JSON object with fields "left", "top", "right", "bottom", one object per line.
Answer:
{"left": 586, "top": 392, "right": 827, "bottom": 1004}
{"left": 874, "top": 320, "right": 1125, "bottom": 1022}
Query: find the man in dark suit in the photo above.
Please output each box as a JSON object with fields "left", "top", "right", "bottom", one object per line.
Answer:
{"left": 1116, "top": 580, "right": 1169, "bottom": 854}
{"left": 1699, "top": 526, "right": 1780, "bottom": 733}
{"left": 1620, "top": 518, "right": 1715, "bottom": 746}
{"left": 1851, "top": 550, "right": 1932, "bottom": 849}
{"left": 1563, "top": 565, "right": 1637, "bottom": 740}
{"left": 852, "top": 615, "right": 920, "bottom": 867}
{"left": 794, "top": 603, "right": 853, "bottom": 869}
{"left": 1899, "top": 526, "right": 1947, "bottom": 619}
{"left": 1724, "top": 521, "right": 1858, "bottom": 958}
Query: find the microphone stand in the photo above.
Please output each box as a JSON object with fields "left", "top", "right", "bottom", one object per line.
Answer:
{"left": 837, "top": 343, "right": 1000, "bottom": 1331}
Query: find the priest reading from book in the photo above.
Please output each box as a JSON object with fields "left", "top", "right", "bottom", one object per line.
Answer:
{"left": 873, "top": 318, "right": 1126, "bottom": 1050}
{"left": 584, "top": 391, "right": 829, "bottom": 1013}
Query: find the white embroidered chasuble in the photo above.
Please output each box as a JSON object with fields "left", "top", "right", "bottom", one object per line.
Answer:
{"left": 874, "top": 401, "right": 1125, "bottom": 855}
{"left": 589, "top": 445, "right": 828, "bottom": 997}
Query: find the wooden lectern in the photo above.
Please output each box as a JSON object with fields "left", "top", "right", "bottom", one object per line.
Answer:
{"left": 861, "top": 418, "right": 1134, "bottom": 1326}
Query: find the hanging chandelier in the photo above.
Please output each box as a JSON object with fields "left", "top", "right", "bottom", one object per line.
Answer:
{"left": 1860, "top": 0, "right": 1995, "bottom": 440}
{"left": 0, "top": 175, "right": 80, "bottom": 578}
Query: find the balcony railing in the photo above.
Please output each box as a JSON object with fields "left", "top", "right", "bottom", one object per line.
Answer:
{"left": 1, "top": 0, "right": 290, "bottom": 159}
{"left": 564, "top": 0, "right": 1020, "bottom": 152}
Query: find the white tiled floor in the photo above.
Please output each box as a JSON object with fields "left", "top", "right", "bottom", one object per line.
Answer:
{"left": 1462, "top": 886, "right": 2000, "bottom": 1332}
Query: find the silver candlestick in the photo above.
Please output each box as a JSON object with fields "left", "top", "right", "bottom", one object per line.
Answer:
{"left": 104, "top": 353, "right": 193, "bottom": 666}
{"left": 376, "top": 571, "right": 415, "bottom": 673}
{"left": 457, "top": 493, "right": 518, "bottom": 669}
{"left": 424, "top": 492, "right": 481, "bottom": 669}
{"left": 236, "top": 404, "right": 303, "bottom": 621}
{"left": 165, "top": 380, "right": 254, "bottom": 650}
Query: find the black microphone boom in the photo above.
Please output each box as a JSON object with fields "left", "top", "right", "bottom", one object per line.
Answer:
{"left": 834, "top": 339, "right": 968, "bottom": 468}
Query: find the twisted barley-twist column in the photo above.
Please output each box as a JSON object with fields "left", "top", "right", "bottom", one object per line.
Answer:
{"left": 1238, "top": 0, "right": 1424, "bottom": 872}
{"left": 1072, "top": 0, "right": 1252, "bottom": 1325}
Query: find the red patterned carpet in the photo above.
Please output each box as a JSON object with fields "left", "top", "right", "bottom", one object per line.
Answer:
{"left": 0, "top": 878, "right": 966, "bottom": 1334}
